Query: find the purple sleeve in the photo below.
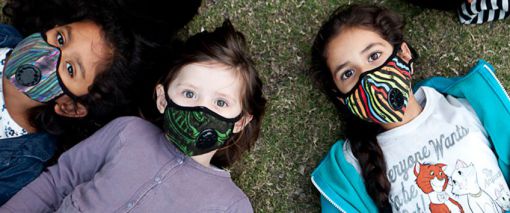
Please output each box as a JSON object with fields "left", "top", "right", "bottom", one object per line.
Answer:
{"left": 226, "top": 197, "right": 253, "bottom": 213}
{"left": 0, "top": 117, "right": 140, "bottom": 212}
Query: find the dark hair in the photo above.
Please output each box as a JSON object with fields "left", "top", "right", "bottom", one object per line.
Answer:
{"left": 310, "top": 4, "right": 405, "bottom": 209}
{"left": 3, "top": 0, "right": 201, "bottom": 144}
{"left": 157, "top": 20, "right": 267, "bottom": 168}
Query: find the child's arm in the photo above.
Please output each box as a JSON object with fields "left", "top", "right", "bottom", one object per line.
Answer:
{"left": 0, "top": 133, "right": 57, "bottom": 205}
{"left": 0, "top": 116, "right": 139, "bottom": 212}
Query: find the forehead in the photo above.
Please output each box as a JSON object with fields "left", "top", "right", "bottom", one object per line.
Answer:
{"left": 65, "top": 20, "right": 102, "bottom": 33}
{"left": 70, "top": 21, "right": 109, "bottom": 52}
{"left": 172, "top": 62, "right": 243, "bottom": 97}
{"left": 325, "top": 27, "right": 390, "bottom": 65}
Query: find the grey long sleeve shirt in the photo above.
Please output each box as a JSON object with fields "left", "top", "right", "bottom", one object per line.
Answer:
{"left": 0, "top": 117, "right": 253, "bottom": 213}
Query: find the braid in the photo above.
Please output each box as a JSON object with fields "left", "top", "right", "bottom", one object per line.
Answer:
{"left": 339, "top": 104, "right": 390, "bottom": 208}
{"left": 352, "top": 141, "right": 391, "bottom": 207}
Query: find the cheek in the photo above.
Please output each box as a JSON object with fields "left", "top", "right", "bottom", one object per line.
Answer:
{"left": 334, "top": 81, "right": 346, "bottom": 94}
{"left": 335, "top": 81, "right": 360, "bottom": 96}
{"left": 230, "top": 104, "right": 243, "bottom": 116}
{"left": 58, "top": 71, "right": 90, "bottom": 96}
{"left": 215, "top": 103, "right": 243, "bottom": 119}
{"left": 57, "top": 66, "right": 73, "bottom": 90}
{"left": 168, "top": 94, "right": 188, "bottom": 106}
{"left": 332, "top": 76, "right": 348, "bottom": 94}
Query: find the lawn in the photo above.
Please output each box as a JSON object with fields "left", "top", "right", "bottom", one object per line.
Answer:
{"left": 185, "top": 0, "right": 510, "bottom": 212}
{"left": 1, "top": 0, "right": 508, "bottom": 212}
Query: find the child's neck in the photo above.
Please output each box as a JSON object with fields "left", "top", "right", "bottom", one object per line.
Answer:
{"left": 380, "top": 90, "right": 423, "bottom": 130}
{"left": 2, "top": 77, "right": 41, "bottom": 133}
{"left": 191, "top": 150, "right": 217, "bottom": 168}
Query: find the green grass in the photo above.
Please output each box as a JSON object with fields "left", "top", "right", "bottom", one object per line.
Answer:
{"left": 2, "top": 0, "right": 508, "bottom": 211}
{"left": 185, "top": 0, "right": 510, "bottom": 212}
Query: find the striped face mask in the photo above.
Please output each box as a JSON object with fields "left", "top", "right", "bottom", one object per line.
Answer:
{"left": 4, "top": 33, "right": 75, "bottom": 103}
{"left": 339, "top": 48, "right": 413, "bottom": 124}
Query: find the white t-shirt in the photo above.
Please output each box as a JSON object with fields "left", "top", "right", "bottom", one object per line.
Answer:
{"left": 344, "top": 86, "right": 510, "bottom": 213}
{"left": 0, "top": 47, "right": 27, "bottom": 139}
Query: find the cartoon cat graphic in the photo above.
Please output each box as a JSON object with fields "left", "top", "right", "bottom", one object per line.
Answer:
{"left": 495, "top": 185, "right": 510, "bottom": 211}
{"left": 450, "top": 160, "right": 502, "bottom": 213}
{"left": 414, "top": 162, "right": 463, "bottom": 213}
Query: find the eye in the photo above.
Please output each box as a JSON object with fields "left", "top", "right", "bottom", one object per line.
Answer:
{"left": 56, "top": 32, "right": 65, "bottom": 46}
{"left": 183, "top": 90, "right": 195, "bottom": 99}
{"left": 340, "top": 69, "right": 355, "bottom": 80}
{"left": 439, "top": 172, "right": 443, "bottom": 176}
{"left": 458, "top": 171, "right": 462, "bottom": 175}
{"left": 452, "top": 180, "right": 456, "bottom": 184}
{"left": 368, "top": 52, "right": 381, "bottom": 62}
{"left": 66, "top": 62, "right": 74, "bottom": 77}
{"left": 215, "top": 99, "right": 228, "bottom": 108}
{"left": 430, "top": 171, "right": 434, "bottom": 176}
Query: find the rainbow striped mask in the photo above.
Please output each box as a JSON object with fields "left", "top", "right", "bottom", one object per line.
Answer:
{"left": 4, "top": 33, "right": 70, "bottom": 103}
{"left": 340, "top": 49, "right": 412, "bottom": 124}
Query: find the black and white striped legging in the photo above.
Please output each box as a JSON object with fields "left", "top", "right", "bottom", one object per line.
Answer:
{"left": 458, "top": 0, "right": 510, "bottom": 24}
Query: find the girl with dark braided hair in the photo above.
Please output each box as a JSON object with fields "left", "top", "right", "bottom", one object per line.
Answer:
{"left": 310, "top": 4, "right": 510, "bottom": 212}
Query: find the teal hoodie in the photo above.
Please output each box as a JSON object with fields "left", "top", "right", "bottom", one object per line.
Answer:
{"left": 311, "top": 60, "right": 510, "bottom": 212}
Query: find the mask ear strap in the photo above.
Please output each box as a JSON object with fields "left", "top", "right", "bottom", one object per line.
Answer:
{"left": 405, "top": 42, "right": 418, "bottom": 75}
{"left": 407, "top": 43, "right": 419, "bottom": 62}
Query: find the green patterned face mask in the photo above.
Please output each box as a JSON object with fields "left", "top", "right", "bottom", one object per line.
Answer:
{"left": 163, "top": 95, "right": 242, "bottom": 156}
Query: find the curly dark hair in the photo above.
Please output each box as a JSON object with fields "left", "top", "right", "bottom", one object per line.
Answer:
{"left": 2, "top": 0, "right": 201, "bottom": 145}
{"left": 310, "top": 4, "right": 406, "bottom": 210}
{"left": 157, "top": 20, "right": 267, "bottom": 168}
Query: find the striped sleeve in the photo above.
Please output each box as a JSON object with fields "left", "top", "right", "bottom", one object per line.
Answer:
{"left": 458, "top": 0, "right": 510, "bottom": 24}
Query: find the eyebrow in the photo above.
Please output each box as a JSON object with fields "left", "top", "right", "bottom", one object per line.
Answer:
{"left": 76, "top": 56, "right": 86, "bottom": 79}
{"left": 64, "top": 25, "right": 72, "bottom": 43}
{"left": 332, "top": 42, "right": 385, "bottom": 76}
{"left": 176, "top": 82, "right": 198, "bottom": 89}
{"left": 361, "top": 42, "right": 384, "bottom": 54}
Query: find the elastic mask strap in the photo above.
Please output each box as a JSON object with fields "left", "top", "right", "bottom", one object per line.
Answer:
{"left": 406, "top": 43, "right": 418, "bottom": 75}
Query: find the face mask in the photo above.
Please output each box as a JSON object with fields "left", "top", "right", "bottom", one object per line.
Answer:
{"left": 163, "top": 95, "right": 242, "bottom": 156}
{"left": 338, "top": 47, "right": 413, "bottom": 124}
{"left": 4, "top": 32, "right": 75, "bottom": 102}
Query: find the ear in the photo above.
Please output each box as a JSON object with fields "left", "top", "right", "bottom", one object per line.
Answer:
{"left": 455, "top": 159, "right": 467, "bottom": 169}
{"left": 437, "top": 163, "right": 447, "bottom": 169}
{"left": 233, "top": 114, "right": 253, "bottom": 133}
{"left": 155, "top": 84, "right": 168, "bottom": 114}
{"left": 54, "top": 95, "right": 88, "bottom": 118}
{"left": 398, "top": 42, "right": 413, "bottom": 64}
